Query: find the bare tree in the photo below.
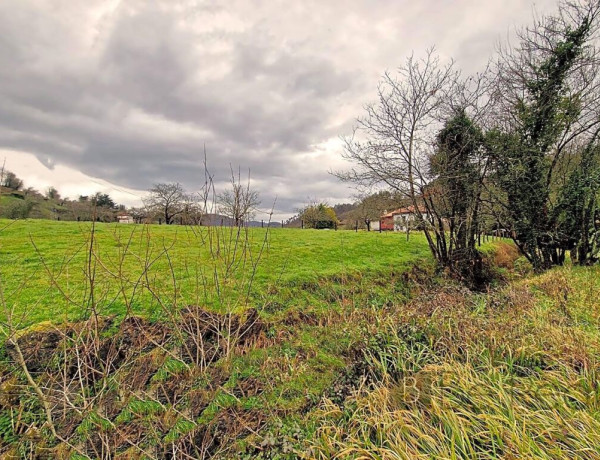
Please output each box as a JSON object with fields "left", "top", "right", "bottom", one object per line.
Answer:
{"left": 146, "top": 182, "right": 186, "bottom": 224}
{"left": 129, "top": 206, "right": 148, "bottom": 223}
{"left": 217, "top": 167, "right": 261, "bottom": 226}
{"left": 335, "top": 49, "right": 460, "bottom": 263}
{"left": 181, "top": 192, "right": 205, "bottom": 225}
{"left": 335, "top": 49, "right": 497, "bottom": 286}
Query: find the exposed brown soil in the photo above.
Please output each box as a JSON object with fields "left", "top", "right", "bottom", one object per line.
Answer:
{"left": 1, "top": 306, "right": 267, "bottom": 459}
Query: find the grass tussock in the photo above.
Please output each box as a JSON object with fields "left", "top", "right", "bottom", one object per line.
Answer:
{"left": 312, "top": 361, "right": 600, "bottom": 459}
{"left": 305, "top": 266, "right": 600, "bottom": 460}
{"left": 489, "top": 241, "right": 522, "bottom": 270}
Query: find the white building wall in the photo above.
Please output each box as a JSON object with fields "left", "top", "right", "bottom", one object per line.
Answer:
{"left": 118, "top": 216, "right": 134, "bottom": 224}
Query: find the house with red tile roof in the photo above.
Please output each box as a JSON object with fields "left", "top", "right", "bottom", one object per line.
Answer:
{"left": 379, "top": 205, "right": 428, "bottom": 231}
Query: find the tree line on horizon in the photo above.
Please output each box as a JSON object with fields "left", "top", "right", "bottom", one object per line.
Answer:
{"left": 0, "top": 167, "right": 125, "bottom": 222}
{"left": 0, "top": 162, "right": 406, "bottom": 229}
{"left": 0, "top": 163, "right": 269, "bottom": 227}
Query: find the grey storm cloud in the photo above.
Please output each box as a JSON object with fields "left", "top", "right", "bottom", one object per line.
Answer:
{"left": 0, "top": 0, "right": 557, "bottom": 216}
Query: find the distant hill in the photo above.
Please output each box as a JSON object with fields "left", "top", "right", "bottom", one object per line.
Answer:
{"left": 332, "top": 202, "right": 360, "bottom": 227}
{"left": 247, "top": 220, "right": 282, "bottom": 228}
{"left": 196, "top": 214, "right": 281, "bottom": 228}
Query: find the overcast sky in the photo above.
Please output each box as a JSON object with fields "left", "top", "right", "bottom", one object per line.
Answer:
{"left": 1, "top": 0, "right": 557, "bottom": 219}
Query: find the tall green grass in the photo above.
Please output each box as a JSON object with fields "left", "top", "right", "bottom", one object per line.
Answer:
{"left": 0, "top": 219, "right": 430, "bottom": 326}
{"left": 305, "top": 265, "right": 600, "bottom": 459}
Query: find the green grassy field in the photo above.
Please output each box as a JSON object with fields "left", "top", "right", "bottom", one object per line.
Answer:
{"left": 0, "top": 219, "right": 431, "bottom": 326}
{"left": 2, "top": 219, "right": 600, "bottom": 459}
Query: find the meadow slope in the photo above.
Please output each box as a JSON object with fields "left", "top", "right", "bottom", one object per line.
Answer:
{"left": 0, "top": 219, "right": 430, "bottom": 326}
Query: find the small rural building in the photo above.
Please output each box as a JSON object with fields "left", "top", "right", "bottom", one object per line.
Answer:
{"left": 379, "top": 206, "right": 428, "bottom": 232}
{"left": 380, "top": 210, "right": 396, "bottom": 231}
{"left": 117, "top": 213, "right": 134, "bottom": 224}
